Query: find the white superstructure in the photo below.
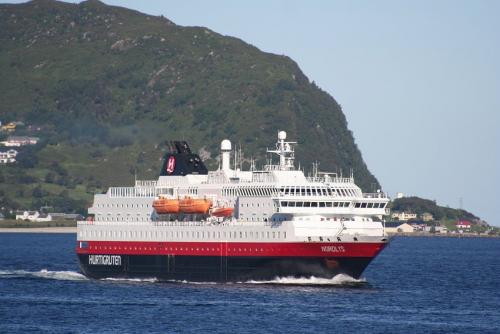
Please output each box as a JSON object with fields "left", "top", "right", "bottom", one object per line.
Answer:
{"left": 78, "top": 131, "right": 389, "bottom": 245}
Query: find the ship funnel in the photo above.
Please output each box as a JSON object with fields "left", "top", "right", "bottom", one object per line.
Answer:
{"left": 221, "top": 139, "right": 232, "bottom": 171}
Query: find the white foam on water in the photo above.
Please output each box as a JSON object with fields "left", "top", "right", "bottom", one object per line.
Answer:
{"left": 101, "top": 277, "right": 158, "bottom": 283}
{"left": 165, "top": 279, "right": 218, "bottom": 285}
{"left": 243, "top": 273, "right": 366, "bottom": 286}
{"left": 0, "top": 269, "right": 88, "bottom": 281}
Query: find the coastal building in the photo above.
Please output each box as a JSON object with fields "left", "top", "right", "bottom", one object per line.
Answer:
{"left": 384, "top": 222, "right": 414, "bottom": 233}
{"left": 435, "top": 225, "right": 448, "bottom": 233}
{"left": 391, "top": 211, "right": 417, "bottom": 221}
{"left": 1, "top": 136, "right": 39, "bottom": 147}
{"left": 1, "top": 122, "right": 17, "bottom": 132}
{"left": 421, "top": 212, "right": 434, "bottom": 222}
{"left": 15, "top": 211, "right": 52, "bottom": 222}
{"left": 410, "top": 221, "right": 427, "bottom": 231}
{"left": 456, "top": 220, "right": 472, "bottom": 230}
{"left": 0, "top": 149, "right": 18, "bottom": 164}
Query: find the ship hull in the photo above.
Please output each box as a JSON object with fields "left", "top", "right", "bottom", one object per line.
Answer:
{"left": 77, "top": 253, "right": 378, "bottom": 282}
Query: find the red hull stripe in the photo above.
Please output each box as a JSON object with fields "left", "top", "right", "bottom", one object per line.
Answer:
{"left": 76, "top": 241, "right": 386, "bottom": 258}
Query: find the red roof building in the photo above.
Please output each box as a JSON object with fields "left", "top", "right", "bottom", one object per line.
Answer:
{"left": 456, "top": 220, "right": 472, "bottom": 229}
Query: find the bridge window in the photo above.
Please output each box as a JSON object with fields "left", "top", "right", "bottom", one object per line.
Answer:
{"left": 367, "top": 203, "right": 374, "bottom": 208}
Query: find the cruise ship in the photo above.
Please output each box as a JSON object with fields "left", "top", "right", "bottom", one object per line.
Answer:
{"left": 76, "top": 131, "right": 390, "bottom": 282}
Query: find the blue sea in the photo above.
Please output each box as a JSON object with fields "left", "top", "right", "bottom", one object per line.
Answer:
{"left": 0, "top": 234, "right": 499, "bottom": 334}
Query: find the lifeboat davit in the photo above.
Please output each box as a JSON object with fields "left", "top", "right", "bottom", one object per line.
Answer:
{"left": 153, "top": 198, "right": 180, "bottom": 214}
{"left": 211, "top": 207, "right": 234, "bottom": 217}
{"left": 179, "top": 197, "right": 212, "bottom": 214}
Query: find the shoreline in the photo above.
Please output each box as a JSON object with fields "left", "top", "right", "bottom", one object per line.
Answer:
{"left": 388, "top": 232, "right": 500, "bottom": 238}
{"left": 0, "top": 227, "right": 76, "bottom": 233}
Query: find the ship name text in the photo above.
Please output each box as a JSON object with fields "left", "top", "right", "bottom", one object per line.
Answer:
{"left": 89, "top": 255, "right": 122, "bottom": 266}
{"left": 321, "top": 246, "right": 346, "bottom": 253}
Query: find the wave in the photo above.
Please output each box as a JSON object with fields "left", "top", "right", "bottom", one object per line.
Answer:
{"left": 242, "top": 273, "right": 366, "bottom": 286}
{"left": 0, "top": 269, "right": 88, "bottom": 281}
{"left": 100, "top": 277, "right": 158, "bottom": 283}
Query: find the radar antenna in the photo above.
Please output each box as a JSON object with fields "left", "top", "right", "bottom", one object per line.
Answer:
{"left": 266, "top": 131, "right": 296, "bottom": 171}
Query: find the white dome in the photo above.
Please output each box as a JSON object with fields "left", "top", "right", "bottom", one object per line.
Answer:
{"left": 221, "top": 139, "right": 232, "bottom": 151}
{"left": 278, "top": 131, "right": 287, "bottom": 140}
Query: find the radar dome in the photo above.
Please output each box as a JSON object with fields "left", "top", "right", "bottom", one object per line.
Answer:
{"left": 278, "top": 131, "right": 287, "bottom": 140}
{"left": 221, "top": 139, "right": 232, "bottom": 151}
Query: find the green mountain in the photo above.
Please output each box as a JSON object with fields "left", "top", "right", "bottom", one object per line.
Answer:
{"left": 0, "top": 0, "right": 380, "bottom": 214}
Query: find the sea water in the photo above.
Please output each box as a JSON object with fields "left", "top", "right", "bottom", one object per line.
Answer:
{"left": 0, "top": 233, "right": 499, "bottom": 333}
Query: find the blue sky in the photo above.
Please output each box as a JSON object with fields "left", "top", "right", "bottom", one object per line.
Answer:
{"left": 6, "top": 1, "right": 500, "bottom": 226}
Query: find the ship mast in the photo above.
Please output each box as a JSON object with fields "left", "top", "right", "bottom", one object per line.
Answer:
{"left": 266, "top": 131, "right": 296, "bottom": 171}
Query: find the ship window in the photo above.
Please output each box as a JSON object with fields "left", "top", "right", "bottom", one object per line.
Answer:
{"left": 272, "top": 232, "right": 275, "bottom": 239}
{"left": 355, "top": 203, "right": 361, "bottom": 208}
{"left": 267, "top": 232, "right": 270, "bottom": 238}
{"left": 304, "top": 202, "right": 311, "bottom": 208}
{"left": 296, "top": 202, "right": 303, "bottom": 207}
{"left": 367, "top": 203, "right": 374, "bottom": 208}
{"left": 311, "top": 202, "right": 318, "bottom": 207}
{"left": 361, "top": 203, "right": 367, "bottom": 208}
{"left": 319, "top": 202, "right": 325, "bottom": 208}
{"left": 281, "top": 201, "right": 288, "bottom": 207}
{"left": 333, "top": 202, "right": 339, "bottom": 207}
{"left": 380, "top": 203, "right": 386, "bottom": 209}
{"left": 289, "top": 201, "right": 296, "bottom": 207}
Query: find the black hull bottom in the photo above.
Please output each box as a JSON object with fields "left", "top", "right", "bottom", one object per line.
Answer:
{"left": 78, "top": 254, "right": 375, "bottom": 282}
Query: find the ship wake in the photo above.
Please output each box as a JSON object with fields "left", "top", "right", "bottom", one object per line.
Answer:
{"left": 0, "top": 269, "right": 88, "bottom": 281}
{"left": 101, "top": 277, "right": 158, "bottom": 283}
{"left": 243, "top": 273, "right": 367, "bottom": 286}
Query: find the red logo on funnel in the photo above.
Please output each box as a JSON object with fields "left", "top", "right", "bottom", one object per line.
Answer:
{"left": 166, "top": 156, "right": 176, "bottom": 174}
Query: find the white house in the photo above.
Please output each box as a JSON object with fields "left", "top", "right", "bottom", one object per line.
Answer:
{"left": 456, "top": 220, "right": 472, "bottom": 230}
{"left": 15, "top": 211, "right": 52, "bottom": 222}
{"left": 384, "top": 222, "right": 415, "bottom": 233}
{"left": 391, "top": 211, "right": 417, "bottom": 221}
{"left": 0, "top": 149, "right": 18, "bottom": 164}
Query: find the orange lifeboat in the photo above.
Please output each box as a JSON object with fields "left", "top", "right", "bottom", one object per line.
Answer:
{"left": 179, "top": 197, "right": 212, "bottom": 214}
{"left": 153, "top": 197, "right": 180, "bottom": 214}
{"left": 211, "top": 207, "right": 234, "bottom": 217}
